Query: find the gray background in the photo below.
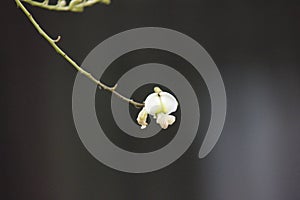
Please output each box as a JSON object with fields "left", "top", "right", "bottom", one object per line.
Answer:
{"left": 2, "top": 0, "right": 300, "bottom": 199}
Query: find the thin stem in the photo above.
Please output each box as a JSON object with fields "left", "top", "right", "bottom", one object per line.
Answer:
{"left": 15, "top": 0, "right": 145, "bottom": 108}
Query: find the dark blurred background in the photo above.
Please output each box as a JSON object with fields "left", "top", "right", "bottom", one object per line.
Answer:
{"left": 2, "top": 0, "right": 300, "bottom": 199}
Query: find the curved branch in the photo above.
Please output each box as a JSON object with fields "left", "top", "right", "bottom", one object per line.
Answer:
{"left": 22, "top": 0, "right": 110, "bottom": 12}
{"left": 15, "top": 0, "right": 145, "bottom": 108}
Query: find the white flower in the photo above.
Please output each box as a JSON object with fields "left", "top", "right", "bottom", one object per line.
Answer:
{"left": 136, "top": 87, "right": 178, "bottom": 129}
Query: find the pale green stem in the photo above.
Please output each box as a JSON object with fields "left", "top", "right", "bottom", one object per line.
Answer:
{"left": 15, "top": 0, "right": 144, "bottom": 108}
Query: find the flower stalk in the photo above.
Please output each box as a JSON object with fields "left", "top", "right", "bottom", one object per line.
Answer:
{"left": 15, "top": 0, "right": 144, "bottom": 108}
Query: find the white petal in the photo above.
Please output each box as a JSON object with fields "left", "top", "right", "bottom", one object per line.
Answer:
{"left": 144, "top": 91, "right": 178, "bottom": 116}
{"left": 159, "top": 92, "right": 178, "bottom": 114}
{"left": 144, "top": 93, "right": 161, "bottom": 115}
{"left": 156, "top": 113, "right": 176, "bottom": 129}
{"left": 136, "top": 107, "right": 148, "bottom": 129}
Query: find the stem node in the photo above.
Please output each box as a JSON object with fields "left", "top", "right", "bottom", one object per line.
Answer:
{"left": 53, "top": 35, "right": 61, "bottom": 43}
